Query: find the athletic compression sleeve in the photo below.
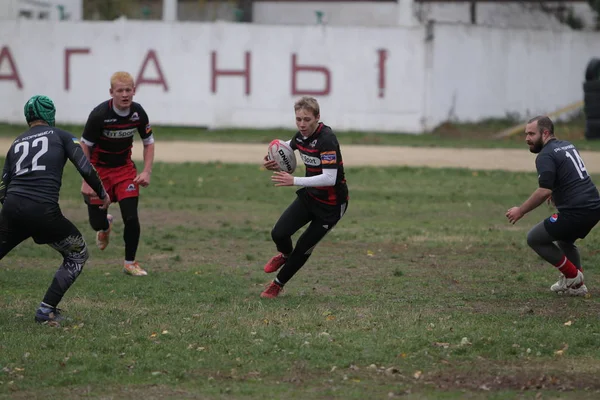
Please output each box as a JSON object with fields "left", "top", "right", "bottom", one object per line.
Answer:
{"left": 294, "top": 168, "right": 337, "bottom": 187}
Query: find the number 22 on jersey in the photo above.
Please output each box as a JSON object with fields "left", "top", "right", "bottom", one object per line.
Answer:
{"left": 565, "top": 149, "right": 587, "bottom": 179}
{"left": 14, "top": 136, "right": 49, "bottom": 176}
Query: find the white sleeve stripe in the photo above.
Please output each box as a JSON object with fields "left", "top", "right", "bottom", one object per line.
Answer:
{"left": 143, "top": 134, "right": 155, "bottom": 145}
{"left": 80, "top": 137, "right": 95, "bottom": 147}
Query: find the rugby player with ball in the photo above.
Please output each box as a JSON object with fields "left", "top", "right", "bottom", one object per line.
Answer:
{"left": 261, "top": 97, "right": 349, "bottom": 298}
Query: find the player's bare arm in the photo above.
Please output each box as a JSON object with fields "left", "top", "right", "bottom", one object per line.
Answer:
{"left": 506, "top": 187, "right": 552, "bottom": 224}
{"left": 66, "top": 135, "right": 110, "bottom": 210}
{"left": 79, "top": 141, "right": 97, "bottom": 196}
{"left": 134, "top": 142, "right": 154, "bottom": 187}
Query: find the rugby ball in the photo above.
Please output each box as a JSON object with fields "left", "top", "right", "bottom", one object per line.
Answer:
{"left": 267, "top": 139, "right": 297, "bottom": 174}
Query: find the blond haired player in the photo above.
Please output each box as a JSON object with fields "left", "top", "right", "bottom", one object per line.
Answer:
{"left": 261, "top": 96, "right": 349, "bottom": 298}
{"left": 80, "top": 72, "right": 155, "bottom": 276}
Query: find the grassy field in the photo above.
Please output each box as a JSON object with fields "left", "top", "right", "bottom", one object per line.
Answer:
{"left": 1, "top": 159, "right": 600, "bottom": 399}
{"left": 0, "top": 114, "right": 599, "bottom": 149}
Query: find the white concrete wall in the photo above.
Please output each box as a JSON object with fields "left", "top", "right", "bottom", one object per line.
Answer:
{"left": 1, "top": 20, "right": 599, "bottom": 133}
{"left": 253, "top": 1, "right": 596, "bottom": 30}
{"left": 0, "top": 20, "right": 425, "bottom": 133}
{"left": 416, "top": 1, "right": 595, "bottom": 30}
{"left": 252, "top": 1, "right": 409, "bottom": 27}
{"left": 425, "top": 24, "right": 600, "bottom": 127}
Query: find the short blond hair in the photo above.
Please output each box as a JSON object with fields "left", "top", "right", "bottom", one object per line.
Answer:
{"left": 110, "top": 71, "right": 134, "bottom": 88}
{"left": 294, "top": 96, "right": 320, "bottom": 117}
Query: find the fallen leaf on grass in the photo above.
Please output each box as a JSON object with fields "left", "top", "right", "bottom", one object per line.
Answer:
{"left": 554, "top": 343, "right": 569, "bottom": 356}
{"left": 563, "top": 320, "right": 573, "bottom": 326}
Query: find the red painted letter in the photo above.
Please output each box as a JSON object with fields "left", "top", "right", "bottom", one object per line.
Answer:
{"left": 0, "top": 46, "right": 23, "bottom": 89}
{"left": 291, "top": 54, "right": 331, "bottom": 96}
{"left": 136, "top": 50, "right": 169, "bottom": 91}
{"left": 377, "top": 49, "right": 387, "bottom": 98}
{"left": 64, "top": 48, "right": 90, "bottom": 91}
{"left": 211, "top": 51, "right": 251, "bottom": 95}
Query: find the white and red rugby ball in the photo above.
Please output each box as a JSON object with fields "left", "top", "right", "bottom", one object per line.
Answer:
{"left": 267, "top": 139, "right": 297, "bottom": 174}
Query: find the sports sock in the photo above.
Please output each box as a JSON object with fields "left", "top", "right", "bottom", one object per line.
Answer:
{"left": 556, "top": 256, "right": 578, "bottom": 279}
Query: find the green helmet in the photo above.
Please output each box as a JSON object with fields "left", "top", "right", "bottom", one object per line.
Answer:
{"left": 24, "top": 95, "right": 56, "bottom": 127}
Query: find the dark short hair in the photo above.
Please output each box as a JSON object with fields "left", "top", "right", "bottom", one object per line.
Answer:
{"left": 527, "top": 115, "right": 554, "bottom": 135}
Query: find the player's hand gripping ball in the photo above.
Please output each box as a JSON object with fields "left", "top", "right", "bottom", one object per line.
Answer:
{"left": 267, "top": 139, "right": 296, "bottom": 174}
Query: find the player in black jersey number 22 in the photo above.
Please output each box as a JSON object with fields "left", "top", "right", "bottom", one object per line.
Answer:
{"left": 0, "top": 95, "right": 110, "bottom": 324}
{"left": 261, "top": 96, "right": 349, "bottom": 298}
{"left": 506, "top": 116, "right": 600, "bottom": 297}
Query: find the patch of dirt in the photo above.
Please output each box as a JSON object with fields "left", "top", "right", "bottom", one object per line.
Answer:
{"left": 6, "top": 384, "right": 209, "bottom": 400}
{"left": 426, "top": 365, "right": 600, "bottom": 392}
{"left": 1, "top": 138, "right": 600, "bottom": 172}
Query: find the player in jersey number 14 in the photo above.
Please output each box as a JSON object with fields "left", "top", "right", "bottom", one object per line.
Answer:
{"left": 506, "top": 116, "right": 600, "bottom": 297}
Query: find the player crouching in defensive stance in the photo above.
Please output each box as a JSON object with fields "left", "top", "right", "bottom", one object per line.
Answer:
{"left": 80, "top": 72, "right": 155, "bottom": 276}
{"left": 506, "top": 116, "right": 600, "bottom": 296}
{"left": 261, "top": 96, "right": 349, "bottom": 298}
{"left": 0, "top": 95, "right": 110, "bottom": 324}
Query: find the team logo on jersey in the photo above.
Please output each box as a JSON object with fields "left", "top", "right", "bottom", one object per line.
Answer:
{"left": 549, "top": 213, "right": 559, "bottom": 223}
{"left": 301, "top": 153, "right": 320, "bottom": 166}
{"left": 321, "top": 151, "right": 337, "bottom": 165}
{"left": 126, "top": 183, "right": 136, "bottom": 192}
{"left": 309, "top": 139, "right": 317, "bottom": 148}
{"left": 130, "top": 112, "right": 140, "bottom": 122}
{"left": 145, "top": 124, "right": 152, "bottom": 134}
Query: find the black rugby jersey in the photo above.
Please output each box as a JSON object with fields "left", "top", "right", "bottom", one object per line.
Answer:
{"left": 81, "top": 100, "right": 153, "bottom": 168}
{"left": 290, "top": 123, "right": 348, "bottom": 206}
{"left": 536, "top": 139, "right": 600, "bottom": 211}
{"left": 0, "top": 125, "right": 106, "bottom": 205}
